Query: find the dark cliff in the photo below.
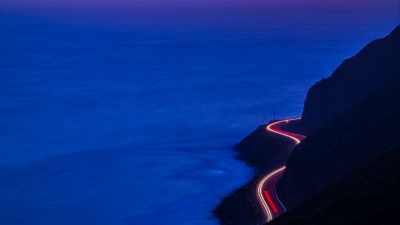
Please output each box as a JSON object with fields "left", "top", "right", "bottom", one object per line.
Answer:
{"left": 301, "top": 26, "right": 400, "bottom": 132}
{"left": 215, "top": 25, "right": 400, "bottom": 225}
{"left": 272, "top": 146, "right": 400, "bottom": 225}
{"left": 278, "top": 25, "right": 400, "bottom": 209}
{"left": 278, "top": 82, "right": 400, "bottom": 208}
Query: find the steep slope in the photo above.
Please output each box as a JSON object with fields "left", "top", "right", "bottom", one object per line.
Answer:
{"left": 277, "top": 25, "right": 400, "bottom": 208}
{"left": 271, "top": 146, "right": 400, "bottom": 225}
{"left": 301, "top": 26, "right": 400, "bottom": 131}
{"left": 279, "top": 82, "right": 400, "bottom": 208}
{"left": 215, "top": 25, "right": 400, "bottom": 225}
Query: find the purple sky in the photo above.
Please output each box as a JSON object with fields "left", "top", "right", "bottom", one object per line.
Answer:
{"left": 1, "top": 0, "right": 399, "bottom": 15}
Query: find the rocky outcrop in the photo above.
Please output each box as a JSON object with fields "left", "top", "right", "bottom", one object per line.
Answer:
{"left": 277, "top": 25, "right": 400, "bottom": 208}
{"left": 278, "top": 82, "right": 400, "bottom": 208}
{"left": 214, "top": 125, "right": 294, "bottom": 225}
{"left": 215, "top": 25, "right": 400, "bottom": 225}
{"left": 272, "top": 146, "right": 400, "bottom": 225}
{"left": 301, "top": 26, "right": 400, "bottom": 132}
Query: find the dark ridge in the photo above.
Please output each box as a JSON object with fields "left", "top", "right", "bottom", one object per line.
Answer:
{"left": 215, "top": 25, "right": 400, "bottom": 225}
{"left": 278, "top": 26, "right": 400, "bottom": 208}
{"left": 271, "top": 146, "right": 400, "bottom": 225}
{"left": 301, "top": 25, "right": 400, "bottom": 132}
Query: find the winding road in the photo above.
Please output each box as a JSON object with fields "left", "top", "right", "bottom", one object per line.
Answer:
{"left": 256, "top": 118, "right": 306, "bottom": 223}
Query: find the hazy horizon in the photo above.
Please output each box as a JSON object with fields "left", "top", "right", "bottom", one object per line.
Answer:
{"left": 1, "top": 0, "right": 399, "bottom": 18}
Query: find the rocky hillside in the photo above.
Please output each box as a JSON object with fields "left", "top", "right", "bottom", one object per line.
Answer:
{"left": 214, "top": 25, "right": 400, "bottom": 225}
{"left": 301, "top": 26, "right": 400, "bottom": 132}
{"left": 277, "top": 25, "right": 400, "bottom": 209}
{"left": 272, "top": 146, "right": 400, "bottom": 225}
{"left": 278, "top": 82, "right": 400, "bottom": 208}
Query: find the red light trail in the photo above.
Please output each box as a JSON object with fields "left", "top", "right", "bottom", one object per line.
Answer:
{"left": 264, "top": 191, "right": 279, "bottom": 213}
{"left": 255, "top": 118, "right": 305, "bottom": 223}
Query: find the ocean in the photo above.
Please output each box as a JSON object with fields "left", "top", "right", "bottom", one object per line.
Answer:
{"left": 0, "top": 12, "right": 397, "bottom": 225}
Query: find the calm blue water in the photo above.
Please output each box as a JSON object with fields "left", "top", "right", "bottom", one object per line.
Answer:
{"left": 0, "top": 13, "right": 398, "bottom": 225}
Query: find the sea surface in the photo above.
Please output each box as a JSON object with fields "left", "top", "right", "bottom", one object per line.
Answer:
{"left": 0, "top": 12, "right": 397, "bottom": 225}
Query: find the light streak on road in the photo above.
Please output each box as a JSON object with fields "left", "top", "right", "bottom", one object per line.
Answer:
{"left": 257, "top": 166, "right": 286, "bottom": 221}
{"left": 266, "top": 118, "right": 305, "bottom": 145}
{"left": 256, "top": 118, "right": 305, "bottom": 223}
{"left": 264, "top": 190, "right": 278, "bottom": 213}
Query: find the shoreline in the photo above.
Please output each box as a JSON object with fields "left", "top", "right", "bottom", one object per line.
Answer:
{"left": 214, "top": 25, "right": 400, "bottom": 225}
{"left": 214, "top": 119, "right": 305, "bottom": 225}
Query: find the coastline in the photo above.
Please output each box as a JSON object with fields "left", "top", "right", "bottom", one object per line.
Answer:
{"left": 214, "top": 120, "right": 304, "bottom": 225}
{"left": 214, "top": 25, "right": 400, "bottom": 225}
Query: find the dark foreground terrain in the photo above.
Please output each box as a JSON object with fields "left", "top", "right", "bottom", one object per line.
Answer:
{"left": 271, "top": 146, "right": 400, "bottom": 225}
{"left": 215, "top": 25, "right": 400, "bottom": 225}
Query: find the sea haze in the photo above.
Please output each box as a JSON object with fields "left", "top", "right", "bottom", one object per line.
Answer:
{"left": 0, "top": 13, "right": 397, "bottom": 225}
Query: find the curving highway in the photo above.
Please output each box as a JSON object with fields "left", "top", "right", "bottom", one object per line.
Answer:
{"left": 256, "top": 118, "right": 306, "bottom": 223}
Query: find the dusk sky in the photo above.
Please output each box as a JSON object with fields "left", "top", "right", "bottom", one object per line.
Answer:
{"left": 1, "top": 0, "right": 399, "bottom": 16}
